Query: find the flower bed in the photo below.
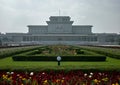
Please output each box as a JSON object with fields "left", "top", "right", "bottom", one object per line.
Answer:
{"left": 0, "top": 70, "right": 120, "bottom": 85}
{"left": 12, "top": 45, "right": 106, "bottom": 61}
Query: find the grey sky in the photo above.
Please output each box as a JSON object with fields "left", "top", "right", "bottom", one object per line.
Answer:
{"left": 0, "top": 0, "right": 120, "bottom": 33}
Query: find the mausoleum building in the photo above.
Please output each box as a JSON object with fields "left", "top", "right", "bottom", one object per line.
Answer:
{"left": 0, "top": 16, "right": 120, "bottom": 46}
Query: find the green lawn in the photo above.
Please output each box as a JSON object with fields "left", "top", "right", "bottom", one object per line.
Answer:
{"left": 0, "top": 56, "right": 120, "bottom": 71}
{"left": 0, "top": 45, "right": 120, "bottom": 71}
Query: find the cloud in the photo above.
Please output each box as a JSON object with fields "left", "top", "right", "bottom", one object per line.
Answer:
{"left": 0, "top": 0, "right": 120, "bottom": 33}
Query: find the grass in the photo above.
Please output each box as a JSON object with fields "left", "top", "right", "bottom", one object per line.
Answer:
{"left": 0, "top": 45, "right": 120, "bottom": 71}
{"left": 0, "top": 56, "right": 120, "bottom": 71}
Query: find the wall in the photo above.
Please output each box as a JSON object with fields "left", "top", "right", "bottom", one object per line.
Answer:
{"left": 47, "top": 23, "right": 72, "bottom": 33}
{"left": 28, "top": 26, "right": 48, "bottom": 34}
{"left": 72, "top": 26, "right": 92, "bottom": 34}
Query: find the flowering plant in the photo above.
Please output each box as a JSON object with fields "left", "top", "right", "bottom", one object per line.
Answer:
{"left": 0, "top": 70, "right": 120, "bottom": 85}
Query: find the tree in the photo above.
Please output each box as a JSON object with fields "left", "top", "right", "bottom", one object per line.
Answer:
{"left": 0, "top": 39, "right": 2, "bottom": 46}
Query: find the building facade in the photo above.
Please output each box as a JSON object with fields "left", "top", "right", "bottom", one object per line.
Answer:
{"left": 0, "top": 16, "right": 120, "bottom": 46}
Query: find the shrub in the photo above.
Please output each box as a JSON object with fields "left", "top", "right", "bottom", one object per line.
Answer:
{"left": 80, "top": 46, "right": 120, "bottom": 59}
{"left": 12, "top": 55, "right": 106, "bottom": 61}
{"left": 0, "top": 46, "right": 40, "bottom": 59}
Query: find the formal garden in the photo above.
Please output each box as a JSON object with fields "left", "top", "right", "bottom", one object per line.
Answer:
{"left": 0, "top": 45, "right": 120, "bottom": 85}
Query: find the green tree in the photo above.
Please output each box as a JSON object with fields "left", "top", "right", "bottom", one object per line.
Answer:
{"left": 0, "top": 38, "right": 2, "bottom": 46}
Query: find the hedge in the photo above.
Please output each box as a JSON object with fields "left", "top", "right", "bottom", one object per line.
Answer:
{"left": 16, "top": 47, "right": 100, "bottom": 56}
{"left": 80, "top": 46, "right": 120, "bottom": 59}
{"left": 12, "top": 55, "right": 106, "bottom": 61}
{"left": 75, "top": 49, "right": 84, "bottom": 54}
{"left": 18, "top": 50, "right": 40, "bottom": 55}
{"left": 0, "top": 46, "right": 40, "bottom": 59}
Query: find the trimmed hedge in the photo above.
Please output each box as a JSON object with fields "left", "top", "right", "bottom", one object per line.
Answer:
{"left": 73, "top": 48, "right": 83, "bottom": 54}
{"left": 23, "top": 50, "right": 40, "bottom": 55}
{"left": 0, "top": 46, "right": 40, "bottom": 59}
{"left": 80, "top": 46, "right": 120, "bottom": 59}
{"left": 12, "top": 45, "right": 107, "bottom": 61}
{"left": 12, "top": 55, "right": 106, "bottom": 61}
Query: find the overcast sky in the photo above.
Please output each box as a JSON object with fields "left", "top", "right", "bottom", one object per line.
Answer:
{"left": 0, "top": 0, "right": 120, "bottom": 34}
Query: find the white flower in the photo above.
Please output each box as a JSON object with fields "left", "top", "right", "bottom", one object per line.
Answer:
{"left": 42, "top": 72, "right": 45, "bottom": 75}
{"left": 99, "top": 72, "right": 102, "bottom": 75}
{"left": 30, "top": 72, "right": 34, "bottom": 76}
{"left": 84, "top": 73, "right": 87, "bottom": 77}
{"left": 89, "top": 75, "right": 92, "bottom": 78}
{"left": 90, "top": 72, "right": 93, "bottom": 75}
{"left": 11, "top": 72, "right": 14, "bottom": 74}
{"left": 17, "top": 74, "right": 20, "bottom": 76}
{"left": 62, "top": 77, "right": 65, "bottom": 79}
{"left": 6, "top": 72, "right": 10, "bottom": 75}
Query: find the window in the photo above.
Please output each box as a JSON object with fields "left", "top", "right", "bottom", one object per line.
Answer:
{"left": 62, "top": 18, "right": 67, "bottom": 21}
{"left": 58, "top": 37, "right": 62, "bottom": 41}
{"left": 52, "top": 18, "right": 58, "bottom": 21}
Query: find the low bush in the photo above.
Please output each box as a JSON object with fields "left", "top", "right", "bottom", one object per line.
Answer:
{"left": 12, "top": 55, "right": 106, "bottom": 61}
{"left": 75, "top": 49, "right": 84, "bottom": 54}
{"left": 12, "top": 45, "right": 106, "bottom": 61}
{"left": 25, "top": 50, "right": 40, "bottom": 55}
{"left": 80, "top": 46, "right": 120, "bottom": 59}
{"left": 0, "top": 46, "right": 40, "bottom": 59}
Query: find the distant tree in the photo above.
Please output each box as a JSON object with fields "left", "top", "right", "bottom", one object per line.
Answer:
{"left": 2, "top": 37, "right": 9, "bottom": 42}
{"left": 118, "top": 39, "right": 120, "bottom": 45}
{"left": 0, "top": 39, "right": 2, "bottom": 46}
{"left": 117, "top": 36, "right": 120, "bottom": 45}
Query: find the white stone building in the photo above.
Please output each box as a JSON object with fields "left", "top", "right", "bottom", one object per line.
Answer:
{"left": 0, "top": 16, "right": 120, "bottom": 46}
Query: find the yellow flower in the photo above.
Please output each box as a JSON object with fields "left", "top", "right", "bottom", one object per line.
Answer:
{"left": 112, "top": 83, "right": 119, "bottom": 85}
{"left": 93, "top": 79, "right": 98, "bottom": 83}
{"left": 56, "top": 79, "right": 61, "bottom": 83}
{"left": 29, "top": 77, "right": 31, "bottom": 79}
{"left": 7, "top": 76, "right": 12, "bottom": 80}
{"left": 102, "top": 77, "right": 108, "bottom": 81}
{"left": 22, "top": 78, "right": 26, "bottom": 80}
{"left": 44, "top": 80, "right": 48, "bottom": 83}
{"left": 115, "top": 83, "right": 119, "bottom": 85}
{"left": 98, "top": 80, "right": 101, "bottom": 83}
{"left": 19, "top": 76, "right": 22, "bottom": 79}
{"left": 82, "top": 84, "right": 86, "bottom": 85}
{"left": 43, "top": 80, "right": 49, "bottom": 85}
{"left": 61, "top": 79, "right": 64, "bottom": 83}
{"left": 2, "top": 74, "right": 8, "bottom": 79}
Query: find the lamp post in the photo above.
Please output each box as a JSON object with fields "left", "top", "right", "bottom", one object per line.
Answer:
{"left": 57, "top": 56, "right": 61, "bottom": 66}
